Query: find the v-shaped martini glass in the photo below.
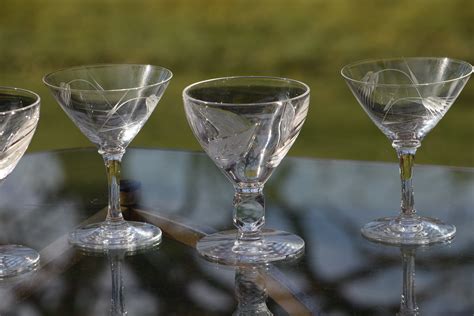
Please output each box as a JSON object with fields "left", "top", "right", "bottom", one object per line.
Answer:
{"left": 342, "top": 57, "right": 472, "bottom": 245}
{"left": 44, "top": 64, "right": 172, "bottom": 252}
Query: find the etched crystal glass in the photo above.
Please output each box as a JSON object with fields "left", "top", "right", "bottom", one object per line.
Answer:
{"left": 0, "top": 87, "right": 40, "bottom": 277}
{"left": 184, "top": 76, "right": 310, "bottom": 264}
{"left": 342, "top": 57, "right": 472, "bottom": 244}
{"left": 43, "top": 64, "right": 172, "bottom": 251}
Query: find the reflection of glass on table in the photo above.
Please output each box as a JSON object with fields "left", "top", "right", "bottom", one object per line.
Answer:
{"left": 0, "top": 148, "right": 471, "bottom": 314}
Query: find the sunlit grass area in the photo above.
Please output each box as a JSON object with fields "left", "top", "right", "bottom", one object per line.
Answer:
{"left": 1, "top": 0, "right": 472, "bottom": 166}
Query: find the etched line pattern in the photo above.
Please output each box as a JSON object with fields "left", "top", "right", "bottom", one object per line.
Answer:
{"left": 57, "top": 76, "right": 160, "bottom": 150}
{"left": 0, "top": 106, "right": 39, "bottom": 180}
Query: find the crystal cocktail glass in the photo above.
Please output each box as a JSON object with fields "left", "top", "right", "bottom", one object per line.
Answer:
{"left": 0, "top": 87, "right": 40, "bottom": 277}
{"left": 43, "top": 64, "right": 172, "bottom": 252}
{"left": 341, "top": 57, "right": 472, "bottom": 245}
{"left": 184, "top": 76, "right": 310, "bottom": 264}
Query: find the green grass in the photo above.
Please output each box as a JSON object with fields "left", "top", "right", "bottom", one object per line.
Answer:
{"left": 1, "top": 0, "right": 473, "bottom": 166}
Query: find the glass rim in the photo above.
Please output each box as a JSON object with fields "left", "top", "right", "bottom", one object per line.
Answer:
{"left": 42, "top": 63, "right": 173, "bottom": 93}
{"left": 340, "top": 57, "right": 473, "bottom": 87}
{"left": 183, "top": 75, "right": 310, "bottom": 106}
{"left": 0, "top": 86, "right": 40, "bottom": 115}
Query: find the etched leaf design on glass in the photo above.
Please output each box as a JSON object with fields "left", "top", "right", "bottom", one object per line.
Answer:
{"left": 0, "top": 102, "right": 39, "bottom": 180}
{"left": 197, "top": 106, "right": 258, "bottom": 169}
{"left": 270, "top": 97, "right": 309, "bottom": 167}
{"left": 360, "top": 70, "right": 379, "bottom": 109}
{"left": 52, "top": 76, "right": 165, "bottom": 152}
{"left": 348, "top": 59, "right": 469, "bottom": 141}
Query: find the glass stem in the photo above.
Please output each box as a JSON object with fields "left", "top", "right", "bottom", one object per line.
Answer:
{"left": 234, "top": 267, "right": 272, "bottom": 315}
{"left": 233, "top": 187, "right": 265, "bottom": 241}
{"left": 397, "top": 149, "right": 417, "bottom": 217}
{"left": 399, "top": 247, "right": 419, "bottom": 316}
{"left": 103, "top": 152, "right": 125, "bottom": 224}
{"left": 109, "top": 252, "right": 126, "bottom": 316}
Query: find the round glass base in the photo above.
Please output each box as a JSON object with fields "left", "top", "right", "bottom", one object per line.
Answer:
{"left": 0, "top": 245, "right": 40, "bottom": 278}
{"left": 69, "top": 221, "right": 162, "bottom": 252}
{"left": 196, "top": 229, "right": 305, "bottom": 265}
{"left": 361, "top": 215, "right": 456, "bottom": 245}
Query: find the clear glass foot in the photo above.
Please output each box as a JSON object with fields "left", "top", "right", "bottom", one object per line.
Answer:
{"left": 0, "top": 245, "right": 40, "bottom": 278}
{"left": 196, "top": 229, "right": 304, "bottom": 265}
{"left": 69, "top": 221, "right": 162, "bottom": 252}
{"left": 361, "top": 215, "right": 456, "bottom": 245}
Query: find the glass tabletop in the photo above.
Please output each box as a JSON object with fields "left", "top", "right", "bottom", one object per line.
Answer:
{"left": 0, "top": 148, "right": 472, "bottom": 315}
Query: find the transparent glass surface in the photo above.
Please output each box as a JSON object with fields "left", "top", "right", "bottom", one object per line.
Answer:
{"left": 341, "top": 57, "right": 472, "bottom": 245}
{"left": 0, "top": 148, "right": 472, "bottom": 315}
{"left": 43, "top": 64, "right": 172, "bottom": 252}
{"left": 183, "top": 76, "right": 310, "bottom": 264}
{"left": 0, "top": 87, "right": 40, "bottom": 278}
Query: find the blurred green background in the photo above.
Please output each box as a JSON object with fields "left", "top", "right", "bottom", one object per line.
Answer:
{"left": 1, "top": 0, "right": 473, "bottom": 166}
